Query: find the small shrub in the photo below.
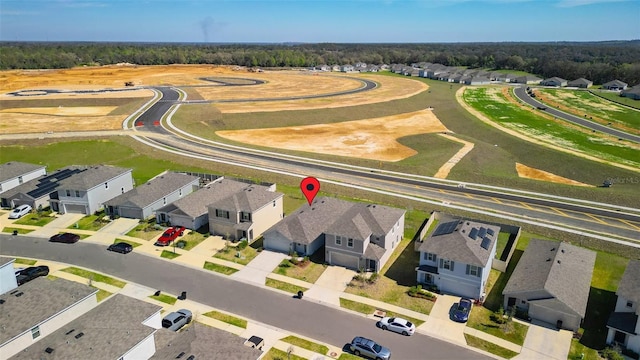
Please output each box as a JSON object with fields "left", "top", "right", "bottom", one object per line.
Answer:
{"left": 237, "top": 240, "right": 248, "bottom": 250}
{"left": 280, "top": 261, "right": 292, "bottom": 268}
{"left": 289, "top": 257, "right": 299, "bottom": 266}
{"left": 602, "top": 346, "right": 624, "bottom": 360}
{"left": 367, "top": 272, "right": 379, "bottom": 284}
{"left": 490, "top": 306, "right": 507, "bottom": 324}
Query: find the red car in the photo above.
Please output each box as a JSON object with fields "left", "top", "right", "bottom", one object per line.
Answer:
{"left": 154, "top": 226, "right": 185, "bottom": 246}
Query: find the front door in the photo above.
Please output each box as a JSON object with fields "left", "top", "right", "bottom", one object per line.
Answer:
{"left": 424, "top": 273, "right": 434, "bottom": 285}
{"left": 614, "top": 331, "right": 627, "bottom": 345}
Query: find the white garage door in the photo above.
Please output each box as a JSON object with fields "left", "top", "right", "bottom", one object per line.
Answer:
{"left": 329, "top": 252, "right": 359, "bottom": 270}
{"left": 264, "top": 234, "right": 291, "bottom": 254}
{"left": 438, "top": 278, "right": 479, "bottom": 299}
{"left": 64, "top": 204, "right": 87, "bottom": 214}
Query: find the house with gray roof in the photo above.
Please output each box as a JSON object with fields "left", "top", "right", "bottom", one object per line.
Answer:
{"left": 497, "top": 73, "right": 518, "bottom": 83}
{"left": 0, "top": 257, "right": 17, "bottom": 295}
{"left": 603, "top": 80, "right": 628, "bottom": 91}
{"left": 48, "top": 165, "right": 133, "bottom": 215}
{"left": 104, "top": 172, "right": 200, "bottom": 220}
{"left": 263, "top": 197, "right": 405, "bottom": 272}
{"left": 151, "top": 322, "right": 262, "bottom": 360}
{"left": 515, "top": 75, "right": 542, "bottom": 85}
{"left": 0, "top": 277, "right": 98, "bottom": 358}
{"left": 607, "top": 260, "right": 640, "bottom": 353}
{"left": 415, "top": 218, "right": 499, "bottom": 300}
{"left": 11, "top": 294, "right": 162, "bottom": 360}
{"left": 621, "top": 85, "right": 640, "bottom": 100}
{"left": 464, "top": 76, "right": 491, "bottom": 86}
{"left": 567, "top": 78, "right": 593, "bottom": 88}
{"left": 541, "top": 77, "right": 568, "bottom": 87}
{"left": 0, "top": 162, "right": 46, "bottom": 196}
{"left": 502, "top": 239, "right": 596, "bottom": 331}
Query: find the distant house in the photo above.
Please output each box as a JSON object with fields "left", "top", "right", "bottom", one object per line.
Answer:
{"left": 415, "top": 218, "right": 499, "bottom": 300}
{"left": 354, "top": 62, "right": 367, "bottom": 70}
{"left": 341, "top": 64, "right": 354, "bottom": 72}
{"left": 49, "top": 165, "right": 134, "bottom": 215}
{"left": 502, "top": 239, "right": 596, "bottom": 331}
{"left": 464, "top": 76, "right": 491, "bottom": 86}
{"left": 541, "top": 77, "right": 568, "bottom": 87}
{"left": 0, "top": 257, "right": 17, "bottom": 295}
{"left": 263, "top": 197, "right": 405, "bottom": 272}
{"left": 621, "top": 85, "right": 640, "bottom": 100}
{"left": 331, "top": 65, "right": 341, "bottom": 72}
{"left": 567, "top": 78, "right": 593, "bottom": 88}
{"left": 602, "top": 80, "right": 628, "bottom": 91}
{"left": 316, "top": 65, "right": 331, "bottom": 72}
{"left": 488, "top": 72, "right": 502, "bottom": 81}
{"left": 606, "top": 260, "right": 640, "bottom": 354}
{"left": 515, "top": 75, "right": 542, "bottom": 85}
{"left": 0, "top": 166, "right": 86, "bottom": 210}
{"left": 497, "top": 74, "right": 518, "bottom": 83}
{"left": 0, "top": 162, "right": 46, "bottom": 196}
{"left": 104, "top": 172, "right": 200, "bottom": 220}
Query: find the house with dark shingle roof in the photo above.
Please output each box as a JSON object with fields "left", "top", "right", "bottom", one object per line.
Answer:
{"left": 568, "top": 78, "right": 593, "bottom": 88}
{"left": 263, "top": 197, "right": 405, "bottom": 272}
{"left": 621, "top": 85, "right": 640, "bottom": 100}
{"left": 502, "top": 239, "right": 596, "bottom": 331}
{"left": 541, "top": 77, "right": 568, "bottom": 87}
{"left": 10, "top": 294, "right": 162, "bottom": 360}
{"left": 515, "top": 75, "right": 542, "bottom": 84}
{"left": 0, "top": 162, "right": 46, "bottom": 196}
{"left": 48, "top": 165, "right": 133, "bottom": 215}
{"left": 603, "top": 80, "right": 629, "bottom": 91}
{"left": 415, "top": 218, "right": 499, "bottom": 300}
{"left": 104, "top": 171, "right": 200, "bottom": 220}
{"left": 606, "top": 260, "right": 640, "bottom": 353}
{"left": 0, "top": 257, "right": 17, "bottom": 295}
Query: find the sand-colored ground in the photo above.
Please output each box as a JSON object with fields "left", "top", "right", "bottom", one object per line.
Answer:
{"left": 2, "top": 106, "right": 117, "bottom": 116}
{"left": 433, "top": 134, "right": 475, "bottom": 179}
{"left": 0, "top": 113, "right": 125, "bottom": 134}
{"left": 216, "top": 109, "right": 448, "bottom": 162}
{"left": 0, "top": 88, "right": 154, "bottom": 101}
{"left": 516, "top": 163, "right": 593, "bottom": 187}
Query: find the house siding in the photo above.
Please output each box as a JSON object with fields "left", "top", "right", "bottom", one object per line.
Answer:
{"left": 263, "top": 231, "right": 293, "bottom": 254}
{"left": 57, "top": 170, "right": 134, "bottom": 215}
{"left": 606, "top": 296, "right": 640, "bottom": 353}
{"left": 529, "top": 302, "right": 581, "bottom": 331}
{"left": 0, "top": 261, "right": 18, "bottom": 295}
{"left": 121, "top": 332, "right": 157, "bottom": 360}
{"left": 208, "top": 195, "right": 283, "bottom": 242}
{"left": 0, "top": 167, "right": 46, "bottom": 196}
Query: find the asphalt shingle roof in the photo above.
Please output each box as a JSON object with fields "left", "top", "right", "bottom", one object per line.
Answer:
{"left": 1, "top": 166, "right": 86, "bottom": 200}
{"left": 607, "top": 312, "right": 638, "bottom": 335}
{"left": 57, "top": 165, "right": 131, "bottom": 190}
{"left": 603, "top": 79, "right": 628, "bottom": 88}
{"left": 213, "top": 185, "right": 283, "bottom": 213}
{"left": 0, "top": 162, "right": 45, "bottom": 183}
{"left": 104, "top": 172, "right": 199, "bottom": 209}
{"left": 0, "top": 256, "right": 15, "bottom": 267}
{"left": 502, "top": 239, "right": 596, "bottom": 317}
{"left": 568, "top": 78, "right": 592, "bottom": 86}
{"left": 617, "top": 259, "right": 640, "bottom": 307}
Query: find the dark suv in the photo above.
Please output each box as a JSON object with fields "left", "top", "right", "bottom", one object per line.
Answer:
{"left": 16, "top": 266, "right": 50, "bottom": 285}
{"left": 49, "top": 232, "right": 80, "bottom": 244}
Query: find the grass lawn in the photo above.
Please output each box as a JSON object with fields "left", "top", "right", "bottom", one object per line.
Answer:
{"left": 69, "top": 211, "right": 110, "bottom": 231}
{"left": 13, "top": 210, "right": 56, "bottom": 226}
{"left": 2, "top": 227, "right": 35, "bottom": 234}
{"left": 273, "top": 253, "right": 327, "bottom": 284}
{"left": 125, "top": 219, "right": 163, "bottom": 240}
{"left": 13, "top": 258, "right": 37, "bottom": 265}
{"left": 114, "top": 238, "right": 142, "bottom": 247}
{"left": 265, "top": 278, "right": 308, "bottom": 294}
{"left": 281, "top": 335, "right": 329, "bottom": 355}
{"left": 203, "top": 261, "right": 239, "bottom": 275}
{"left": 467, "top": 305, "right": 529, "bottom": 345}
{"left": 569, "top": 339, "right": 600, "bottom": 360}
{"left": 464, "top": 334, "right": 519, "bottom": 359}
{"left": 338, "top": 298, "right": 425, "bottom": 326}
{"left": 338, "top": 353, "right": 361, "bottom": 360}
{"left": 592, "top": 90, "right": 640, "bottom": 110}
{"left": 203, "top": 310, "right": 247, "bottom": 328}
{"left": 213, "top": 243, "right": 258, "bottom": 265}
{"left": 60, "top": 267, "right": 126, "bottom": 288}
{"left": 175, "top": 229, "right": 208, "bottom": 251}
{"left": 149, "top": 293, "right": 178, "bottom": 305}
{"left": 93, "top": 288, "right": 112, "bottom": 302}
{"left": 261, "top": 348, "right": 306, "bottom": 360}
{"left": 495, "top": 232, "right": 511, "bottom": 260}
{"left": 160, "top": 250, "right": 181, "bottom": 259}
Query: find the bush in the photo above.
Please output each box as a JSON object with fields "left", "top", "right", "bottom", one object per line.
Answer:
{"left": 407, "top": 285, "right": 437, "bottom": 301}
{"left": 237, "top": 240, "right": 248, "bottom": 250}
{"left": 367, "top": 272, "right": 379, "bottom": 284}
{"left": 490, "top": 306, "right": 507, "bottom": 324}
{"left": 279, "top": 261, "right": 292, "bottom": 268}
{"left": 602, "top": 346, "right": 624, "bottom": 360}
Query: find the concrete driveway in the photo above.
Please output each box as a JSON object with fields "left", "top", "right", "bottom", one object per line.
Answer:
{"left": 28, "top": 213, "right": 86, "bottom": 237}
{"left": 231, "top": 250, "right": 288, "bottom": 285}
{"left": 515, "top": 321, "right": 573, "bottom": 360}
{"left": 305, "top": 266, "right": 356, "bottom": 306}
{"left": 419, "top": 294, "right": 467, "bottom": 345}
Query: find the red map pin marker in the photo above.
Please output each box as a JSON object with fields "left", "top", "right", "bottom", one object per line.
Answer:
{"left": 300, "top": 177, "right": 320, "bottom": 205}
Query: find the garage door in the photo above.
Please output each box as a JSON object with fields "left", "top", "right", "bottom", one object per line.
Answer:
{"left": 329, "top": 252, "right": 359, "bottom": 270}
{"left": 119, "top": 207, "right": 141, "bottom": 219}
{"left": 438, "top": 278, "right": 479, "bottom": 299}
{"left": 264, "top": 234, "right": 291, "bottom": 254}
{"left": 64, "top": 204, "right": 87, "bottom": 214}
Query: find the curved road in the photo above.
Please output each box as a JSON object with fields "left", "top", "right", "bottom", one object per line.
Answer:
{"left": 513, "top": 86, "right": 640, "bottom": 143}
{"left": 0, "top": 234, "right": 491, "bottom": 360}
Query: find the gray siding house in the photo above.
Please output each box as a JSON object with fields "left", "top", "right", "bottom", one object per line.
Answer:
{"left": 104, "top": 172, "right": 200, "bottom": 220}
{"left": 416, "top": 219, "right": 499, "bottom": 300}
{"left": 567, "top": 78, "right": 593, "bottom": 88}
{"left": 49, "top": 165, "right": 134, "bottom": 215}
{"left": 0, "top": 257, "right": 18, "bottom": 295}
{"left": 621, "top": 85, "right": 640, "bottom": 100}
{"left": 603, "top": 80, "right": 628, "bottom": 91}
{"left": 541, "top": 77, "right": 568, "bottom": 87}
{"left": 502, "top": 239, "right": 596, "bottom": 331}
{"left": 515, "top": 75, "right": 542, "bottom": 84}
{"left": 607, "top": 260, "right": 640, "bottom": 354}
{"left": 0, "top": 162, "right": 46, "bottom": 196}
{"left": 1, "top": 166, "right": 86, "bottom": 210}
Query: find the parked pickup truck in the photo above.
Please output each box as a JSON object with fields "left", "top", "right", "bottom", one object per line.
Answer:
{"left": 154, "top": 226, "right": 185, "bottom": 246}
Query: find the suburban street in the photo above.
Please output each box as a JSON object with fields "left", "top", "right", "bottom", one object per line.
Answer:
{"left": 0, "top": 234, "right": 492, "bottom": 360}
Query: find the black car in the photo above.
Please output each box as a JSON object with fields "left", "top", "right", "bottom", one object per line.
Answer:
{"left": 49, "top": 232, "right": 80, "bottom": 244}
{"left": 107, "top": 242, "right": 133, "bottom": 254}
{"left": 16, "top": 266, "right": 49, "bottom": 285}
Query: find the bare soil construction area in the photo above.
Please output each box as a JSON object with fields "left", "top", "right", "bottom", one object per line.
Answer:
{"left": 516, "top": 163, "right": 592, "bottom": 187}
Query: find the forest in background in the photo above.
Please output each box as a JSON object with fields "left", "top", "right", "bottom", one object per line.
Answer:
{"left": 1, "top": 41, "right": 639, "bottom": 85}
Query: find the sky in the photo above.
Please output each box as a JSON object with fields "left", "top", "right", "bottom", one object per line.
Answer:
{"left": 1, "top": 0, "right": 639, "bottom": 43}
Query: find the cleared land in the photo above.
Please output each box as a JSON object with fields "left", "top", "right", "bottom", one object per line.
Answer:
{"left": 515, "top": 163, "right": 592, "bottom": 187}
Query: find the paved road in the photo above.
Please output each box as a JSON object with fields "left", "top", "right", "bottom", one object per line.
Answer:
{"left": 513, "top": 86, "right": 640, "bottom": 143}
{"left": 0, "top": 234, "right": 491, "bottom": 360}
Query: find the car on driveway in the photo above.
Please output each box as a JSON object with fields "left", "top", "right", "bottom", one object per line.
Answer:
{"left": 107, "top": 242, "right": 133, "bottom": 254}
{"left": 16, "top": 265, "right": 49, "bottom": 285}
{"left": 49, "top": 232, "right": 80, "bottom": 244}
{"left": 349, "top": 336, "right": 391, "bottom": 360}
{"left": 162, "top": 309, "right": 192, "bottom": 331}
{"left": 8, "top": 204, "right": 32, "bottom": 219}
{"left": 452, "top": 298, "right": 473, "bottom": 323}
{"left": 154, "top": 226, "right": 185, "bottom": 246}
{"left": 377, "top": 316, "right": 415, "bottom": 336}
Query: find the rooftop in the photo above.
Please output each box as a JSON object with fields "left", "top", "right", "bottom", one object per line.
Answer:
{"left": 617, "top": 259, "right": 640, "bottom": 307}
{"left": 1, "top": 166, "right": 87, "bottom": 200}
{"left": 0, "top": 162, "right": 45, "bottom": 183}
{"left": 104, "top": 172, "right": 199, "bottom": 208}
{"left": 58, "top": 165, "right": 131, "bottom": 190}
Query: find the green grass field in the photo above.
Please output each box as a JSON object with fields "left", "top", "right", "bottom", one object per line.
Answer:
{"left": 591, "top": 90, "right": 640, "bottom": 110}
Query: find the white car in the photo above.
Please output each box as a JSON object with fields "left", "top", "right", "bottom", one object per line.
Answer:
{"left": 377, "top": 316, "right": 416, "bottom": 336}
{"left": 8, "top": 204, "right": 32, "bottom": 219}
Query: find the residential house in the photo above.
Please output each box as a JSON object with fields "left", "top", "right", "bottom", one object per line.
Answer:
{"left": 0, "top": 162, "right": 46, "bottom": 196}
{"left": 150, "top": 322, "right": 262, "bottom": 360}
{"left": 49, "top": 165, "right": 134, "bottom": 215}
{"left": 606, "top": 260, "right": 640, "bottom": 354}
{"left": 391, "top": 64, "right": 404, "bottom": 74}
{"left": 340, "top": 64, "right": 354, "bottom": 72}
{"left": 541, "top": 77, "right": 568, "bottom": 87}
{"left": 0, "top": 257, "right": 17, "bottom": 295}
{"left": 603, "top": 80, "right": 628, "bottom": 91}
{"left": 567, "top": 78, "right": 593, "bottom": 88}
{"left": 207, "top": 180, "right": 283, "bottom": 242}
{"left": 263, "top": 197, "right": 405, "bottom": 272}
{"left": 502, "top": 239, "right": 596, "bottom": 331}
{"left": 104, "top": 172, "right": 200, "bottom": 220}
{"left": 497, "top": 73, "right": 518, "bottom": 83}
{"left": 415, "top": 219, "right": 499, "bottom": 300}
{"left": 316, "top": 65, "right": 331, "bottom": 72}
{"left": 0, "top": 277, "right": 98, "bottom": 358}
{"left": 354, "top": 62, "right": 367, "bottom": 70}
{"left": 11, "top": 294, "right": 162, "bottom": 360}
{"left": 515, "top": 75, "right": 543, "bottom": 84}
{"left": 331, "top": 65, "right": 341, "bottom": 72}
{"left": 488, "top": 72, "right": 502, "bottom": 81}
{"left": 621, "top": 85, "right": 640, "bottom": 100}
{"left": 1, "top": 166, "right": 86, "bottom": 210}
{"left": 464, "top": 76, "right": 491, "bottom": 86}
{"left": 379, "top": 64, "right": 390, "bottom": 71}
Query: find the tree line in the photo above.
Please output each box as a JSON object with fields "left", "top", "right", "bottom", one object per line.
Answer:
{"left": 1, "top": 41, "right": 639, "bottom": 85}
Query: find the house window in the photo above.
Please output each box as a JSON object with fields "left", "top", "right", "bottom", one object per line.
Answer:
{"left": 627, "top": 301, "right": 634, "bottom": 308}
{"left": 467, "top": 264, "right": 481, "bottom": 277}
{"left": 440, "top": 259, "right": 454, "bottom": 271}
{"left": 335, "top": 236, "right": 342, "bottom": 246}
{"left": 347, "top": 238, "right": 354, "bottom": 248}
{"left": 18, "top": 176, "right": 23, "bottom": 184}
{"left": 240, "top": 212, "right": 252, "bottom": 222}
{"left": 427, "top": 253, "right": 437, "bottom": 261}
{"left": 31, "top": 326, "right": 40, "bottom": 339}
{"left": 215, "top": 209, "right": 230, "bottom": 219}
{"left": 75, "top": 190, "right": 80, "bottom": 197}
{"left": 66, "top": 190, "right": 71, "bottom": 197}
{"left": 104, "top": 182, "right": 109, "bottom": 189}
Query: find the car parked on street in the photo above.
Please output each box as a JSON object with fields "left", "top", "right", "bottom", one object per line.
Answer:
{"left": 162, "top": 309, "right": 192, "bottom": 331}
{"left": 49, "top": 232, "right": 81, "bottom": 244}
{"left": 107, "top": 242, "right": 133, "bottom": 254}
{"left": 8, "top": 204, "right": 32, "bottom": 219}
{"left": 16, "top": 265, "right": 49, "bottom": 285}
{"left": 452, "top": 298, "right": 473, "bottom": 323}
{"left": 349, "top": 336, "right": 391, "bottom": 360}
{"left": 154, "top": 226, "right": 185, "bottom": 246}
{"left": 377, "top": 316, "right": 415, "bottom": 336}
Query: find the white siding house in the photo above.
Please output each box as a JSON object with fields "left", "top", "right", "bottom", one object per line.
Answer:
{"left": 0, "top": 162, "right": 46, "bottom": 197}
{"left": 607, "top": 260, "right": 640, "bottom": 354}
{"left": 0, "top": 257, "right": 18, "bottom": 295}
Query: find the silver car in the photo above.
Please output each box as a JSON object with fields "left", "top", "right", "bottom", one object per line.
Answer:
{"left": 349, "top": 336, "right": 391, "bottom": 360}
{"left": 377, "top": 316, "right": 416, "bottom": 336}
{"left": 161, "top": 309, "right": 192, "bottom": 331}
{"left": 8, "top": 204, "right": 32, "bottom": 219}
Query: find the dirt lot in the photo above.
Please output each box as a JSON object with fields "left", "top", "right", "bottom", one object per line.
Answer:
{"left": 516, "top": 163, "right": 592, "bottom": 186}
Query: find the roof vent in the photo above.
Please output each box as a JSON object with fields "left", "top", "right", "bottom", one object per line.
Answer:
{"left": 311, "top": 207, "right": 315, "bottom": 210}
{"left": 176, "top": 352, "right": 186, "bottom": 359}
{"left": 75, "top": 332, "right": 84, "bottom": 339}
{"left": 546, "top": 258, "right": 551, "bottom": 262}
{"left": 550, "top": 247, "right": 556, "bottom": 251}
{"left": 45, "top": 347, "right": 54, "bottom": 354}
{"left": 0, "top": 299, "right": 4, "bottom": 304}
{"left": 461, "top": 230, "right": 465, "bottom": 233}
{"left": 65, "top": 329, "right": 75, "bottom": 335}
{"left": 186, "top": 356, "right": 195, "bottom": 360}
{"left": 561, "top": 249, "right": 565, "bottom": 253}
{"left": 15, "top": 292, "right": 24, "bottom": 297}
{"left": 557, "top": 260, "right": 561, "bottom": 264}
